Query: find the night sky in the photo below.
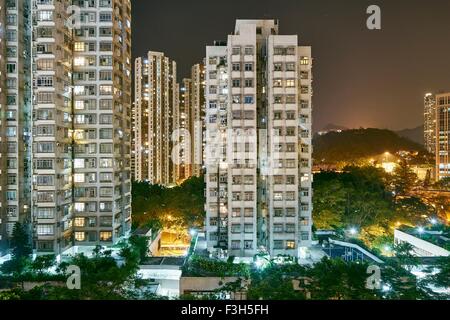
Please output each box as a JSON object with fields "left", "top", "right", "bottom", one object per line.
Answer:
{"left": 132, "top": 0, "right": 450, "bottom": 132}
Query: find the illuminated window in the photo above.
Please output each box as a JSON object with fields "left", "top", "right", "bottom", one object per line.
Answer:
{"left": 74, "top": 218, "right": 85, "bottom": 227}
{"left": 74, "top": 203, "right": 85, "bottom": 213}
{"left": 74, "top": 42, "right": 85, "bottom": 52}
{"left": 37, "top": 224, "right": 54, "bottom": 236}
{"left": 74, "top": 57, "right": 85, "bottom": 66}
{"left": 74, "top": 86, "right": 84, "bottom": 95}
{"left": 74, "top": 173, "right": 85, "bottom": 183}
{"left": 75, "top": 232, "right": 85, "bottom": 241}
{"left": 273, "top": 79, "right": 282, "bottom": 87}
{"left": 300, "top": 56, "right": 309, "bottom": 65}
{"left": 99, "top": 85, "right": 112, "bottom": 95}
{"left": 75, "top": 101, "right": 85, "bottom": 110}
{"left": 286, "top": 241, "right": 296, "bottom": 249}
{"left": 286, "top": 79, "right": 295, "bottom": 87}
{"left": 99, "top": 231, "right": 112, "bottom": 241}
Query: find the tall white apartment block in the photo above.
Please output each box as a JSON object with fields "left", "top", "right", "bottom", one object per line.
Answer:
{"left": 424, "top": 93, "right": 436, "bottom": 155}
{"left": 133, "top": 51, "right": 178, "bottom": 186}
{"left": 205, "top": 20, "right": 313, "bottom": 259}
{"left": 70, "top": 0, "right": 132, "bottom": 250}
{"left": 0, "top": 0, "right": 32, "bottom": 251}
{"left": 1, "top": 0, "right": 132, "bottom": 255}
{"left": 0, "top": 0, "right": 7, "bottom": 249}
{"left": 32, "top": 0, "right": 74, "bottom": 253}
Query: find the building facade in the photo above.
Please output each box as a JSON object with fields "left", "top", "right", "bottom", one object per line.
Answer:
{"left": 204, "top": 20, "right": 313, "bottom": 259}
{"left": 0, "top": 0, "right": 32, "bottom": 253}
{"left": 0, "top": 0, "right": 7, "bottom": 251}
{"left": 436, "top": 92, "right": 450, "bottom": 181}
{"left": 70, "top": 0, "right": 132, "bottom": 251}
{"left": 133, "top": 51, "right": 178, "bottom": 186}
{"left": 190, "top": 63, "right": 205, "bottom": 177}
{"left": 175, "top": 63, "right": 206, "bottom": 182}
{"left": 178, "top": 78, "right": 192, "bottom": 181}
{"left": 1, "top": 0, "right": 132, "bottom": 255}
{"left": 424, "top": 93, "right": 436, "bottom": 154}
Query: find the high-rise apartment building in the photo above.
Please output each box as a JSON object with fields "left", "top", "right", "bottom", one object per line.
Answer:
{"left": 0, "top": 0, "right": 7, "bottom": 250}
{"left": 436, "top": 92, "right": 450, "bottom": 181}
{"left": 70, "top": 0, "right": 132, "bottom": 251}
{"left": 424, "top": 93, "right": 437, "bottom": 154}
{"left": 190, "top": 63, "right": 206, "bottom": 177}
{"left": 175, "top": 63, "right": 206, "bottom": 182}
{"left": 134, "top": 51, "right": 178, "bottom": 186}
{"left": 33, "top": 0, "right": 74, "bottom": 253}
{"left": 0, "top": 0, "right": 32, "bottom": 252}
{"left": 178, "top": 78, "right": 192, "bottom": 181}
{"left": 1, "top": 0, "right": 132, "bottom": 256}
{"left": 204, "top": 20, "right": 313, "bottom": 259}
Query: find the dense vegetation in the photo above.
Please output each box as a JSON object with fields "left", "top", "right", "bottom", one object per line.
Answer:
{"left": 313, "top": 128, "right": 428, "bottom": 165}
{"left": 182, "top": 255, "right": 250, "bottom": 278}
{"left": 312, "top": 166, "right": 434, "bottom": 250}
{"left": 132, "top": 176, "right": 205, "bottom": 231}
{"left": 0, "top": 224, "right": 156, "bottom": 300}
{"left": 181, "top": 251, "right": 449, "bottom": 300}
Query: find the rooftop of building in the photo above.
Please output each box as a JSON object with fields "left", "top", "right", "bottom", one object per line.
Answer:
{"left": 141, "top": 256, "right": 187, "bottom": 267}
{"left": 397, "top": 225, "right": 450, "bottom": 248}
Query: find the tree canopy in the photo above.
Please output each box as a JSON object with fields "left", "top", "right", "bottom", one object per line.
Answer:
{"left": 132, "top": 176, "right": 206, "bottom": 231}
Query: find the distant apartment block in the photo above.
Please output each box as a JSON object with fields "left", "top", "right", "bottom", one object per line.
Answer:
{"left": 178, "top": 78, "right": 193, "bottom": 181}
{"left": 436, "top": 92, "right": 450, "bottom": 180}
{"left": 134, "top": 51, "right": 178, "bottom": 185}
{"left": 424, "top": 93, "right": 436, "bottom": 154}
{"left": 190, "top": 63, "right": 206, "bottom": 177}
{"left": 204, "top": 20, "right": 313, "bottom": 259}
{"left": 177, "top": 63, "right": 206, "bottom": 181}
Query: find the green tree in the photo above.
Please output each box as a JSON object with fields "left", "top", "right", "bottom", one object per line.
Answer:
{"left": 0, "top": 257, "right": 29, "bottom": 275}
{"left": 381, "top": 261, "right": 435, "bottom": 300}
{"left": 424, "top": 256, "right": 450, "bottom": 299}
{"left": 313, "top": 175, "right": 346, "bottom": 229}
{"left": 30, "top": 255, "right": 56, "bottom": 274}
{"left": 433, "top": 177, "right": 450, "bottom": 191}
{"left": 303, "top": 258, "right": 378, "bottom": 300}
{"left": 10, "top": 222, "right": 32, "bottom": 259}
{"left": 247, "top": 264, "right": 308, "bottom": 300}
{"left": 392, "top": 160, "right": 417, "bottom": 196}
{"left": 0, "top": 289, "right": 21, "bottom": 300}
{"left": 127, "top": 235, "right": 150, "bottom": 262}
{"left": 132, "top": 176, "right": 206, "bottom": 232}
{"left": 392, "top": 242, "right": 419, "bottom": 271}
{"left": 394, "top": 197, "right": 434, "bottom": 225}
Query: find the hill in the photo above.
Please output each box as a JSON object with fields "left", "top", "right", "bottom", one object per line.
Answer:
{"left": 320, "top": 123, "right": 349, "bottom": 132}
{"left": 313, "top": 128, "right": 427, "bottom": 164}
{"left": 396, "top": 125, "right": 424, "bottom": 145}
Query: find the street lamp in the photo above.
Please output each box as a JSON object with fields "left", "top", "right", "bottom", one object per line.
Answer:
{"left": 382, "top": 284, "right": 391, "bottom": 292}
{"left": 417, "top": 226, "right": 425, "bottom": 234}
{"left": 349, "top": 227, "right": 358, "bottom": 235}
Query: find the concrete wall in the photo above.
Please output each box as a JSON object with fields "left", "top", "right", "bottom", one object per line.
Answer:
{"left": 149, "top": 231, "right": 162, "bottom": 256}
